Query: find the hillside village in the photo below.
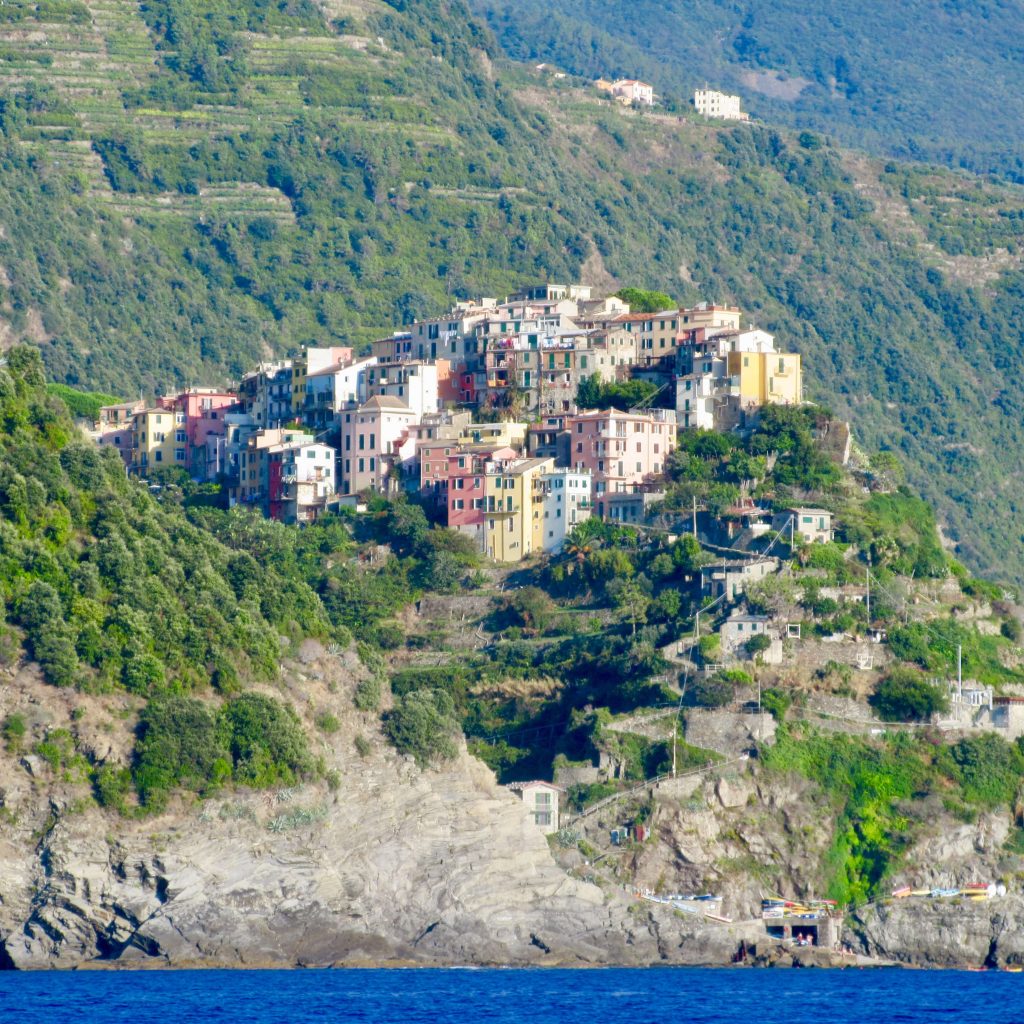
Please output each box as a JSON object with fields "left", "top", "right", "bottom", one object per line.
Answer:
{"left": 92, "top": 283, "right": 801, "bottom": 560}
{"left": 86, "top": 281, "right": 1024, "bottom": 837}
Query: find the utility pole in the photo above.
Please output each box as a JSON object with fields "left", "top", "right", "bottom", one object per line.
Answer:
{"left": 692, "top": 494, "right": 698, "bottom": 538}
{"left": 958, "top": 644, "right": 963, "bottom": 698}
{"left": 866, "top": 555, "right": 871, "bottom": 624}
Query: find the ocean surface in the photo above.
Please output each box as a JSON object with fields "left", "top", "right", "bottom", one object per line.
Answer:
{"left": 0, "top": 966, "right": 1020, "bottom": 1024}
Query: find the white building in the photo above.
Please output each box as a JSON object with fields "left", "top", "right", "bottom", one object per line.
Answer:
{"left": 720, "top": 613, "right": 771, "bottom": 656}
{"left": 611, "top": 79, "right": 654, "bottom": 106}
{"left": 694, "top": 88, "right": 748, "bottom": 121}
{"left": 773, "top": 507, "right": 834, "bottom": 544}
{"left": 367, "top": 360, "right": 441, "bottom": 419}
{"left": 505, "top": 781, "right": 563, "bottom": 833}
{"left": 540, "top": 467, "right": 593, "bottom": 554}
{"left": 272, "top": 440, "right": 335, "bottom": 524}
{"left": 303, "top": 356, "right": 377, "bottom": 430}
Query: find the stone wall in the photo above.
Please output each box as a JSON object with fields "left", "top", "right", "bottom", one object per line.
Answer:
{"left": 684, "top": 708, "right": 776, "bottom": 756}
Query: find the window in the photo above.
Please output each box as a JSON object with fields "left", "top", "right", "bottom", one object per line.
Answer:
{"left": 154, "top": 451, "right": 163, "bottom": 463}
{"left": 535, "top": 812, "right": 551, "bottom": 827}
{"left": 358, "top": 458, "right": 364, "bottom": 472}
{"left": 175, "top": 430, "right": 187, "bottom": 442}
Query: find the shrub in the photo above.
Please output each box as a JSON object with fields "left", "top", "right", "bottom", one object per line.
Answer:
{"left": 760, "top": 688, "right": 791, "bottom": 721}
{"left": 218, "top": 692, "right": 314, "bottom": 789}
{"left": 870, "top": 669, "right": 949, "bottom": 722}
{"left": 1001, "top": 618, "right": 1022, "bottom": 643}
{"left": 692, "top": 674, "right": 735, "bottom": 708}
{"left": 94, "top": 763, "right": 132, "bottom": 813}
{"left": 134, "top": 696, "right": 228, "bottom": 808}
{"left": 372, "top": 622, "right": 405, "bottom": 650}
{"left": 2, "top": 713, "right": 27, "bottom": 752}
{"left": 939, "top": 734, "right": 1024, "bottom": 808}
{"left": 746, "top": 634, "right": 772, "bottom": 657}
{"left": 354, "top": 675, "right": 382, "bottom": 712}
{"left": 315, "top": 711, "right": 340, "bottom": 734}
{"left": 354, "top": 734, "right": 372, "bottom": 758}
{"left": 384, "top": 689, "right": 460, "bottom": 767}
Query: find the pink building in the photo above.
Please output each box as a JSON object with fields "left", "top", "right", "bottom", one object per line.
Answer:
{"left": 445, "top": 445, "right": 516, "bottom": 543}
{"left": 568, "top": 408, "right": 676, "bottom": 518}
{"left": 338, "top": 395, "right": 417, "bottom": 496}
{"left": 166, "top": 388, "right": 239, "bottom": 480}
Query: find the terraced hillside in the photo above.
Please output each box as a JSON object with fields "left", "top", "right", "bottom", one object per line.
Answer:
{"left": 1, "top": 0, "right": 1024, "bottom": 584}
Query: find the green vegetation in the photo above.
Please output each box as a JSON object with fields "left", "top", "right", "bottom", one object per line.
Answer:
{"left": 869, "top": 669, "right": 949, "bottom": 722}
{"left": 763, "top": 726, "right": 1024, "bottom": 905}
{"left": 2, "top": 712, "right": 26, "bottom": 752}
{"left": 614, "top": 287, "right": 674, "bottom": 313}
{"left": 45, "top": 384, "right": 123, "bottom": 422}
{"left": 0, "top": 347, "right": 330, "bottom": 694}
{"left": 385, "top": 688, "right": 460, "bottom": 767}
{"left": 576, "top": 376, "right": 662, "bottom": 412}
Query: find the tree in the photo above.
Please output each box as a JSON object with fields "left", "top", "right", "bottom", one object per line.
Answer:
{"left": 615, "top": 287, "right": 674, "bottom": 313}
{"left": 610, "top": 578, "right": 650, "bottom": 636}
{"left": 218, "top": 692, "right": 313, "bottom": 787}
{"left": 870, "top": 669, "right": 949, "bottom": 722}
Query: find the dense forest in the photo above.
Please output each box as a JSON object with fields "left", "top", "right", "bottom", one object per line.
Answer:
{"left": 471, "top": 0, "right": 1024, "bottom": 182}
{"left": 0, "top": 0, "right": 1023, "bottom": 582}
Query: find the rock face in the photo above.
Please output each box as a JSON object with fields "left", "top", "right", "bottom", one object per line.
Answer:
{"left": 0, "top": 746, "right": 764, "bottom": 969}
{"left": 846, "top": 811, "right": 1024, "bottom": 968}
{"left": 0, "top": 656, "right": 759, "bottom": 970}
{"left": 1, "top": 650, "right": 1021, "bottom": 970}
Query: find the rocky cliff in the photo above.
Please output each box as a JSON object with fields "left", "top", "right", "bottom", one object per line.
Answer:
{"left": 0, "top": 647, "right": 759, "bottom": 969}
{"left": 2, "top": 643, "right": 1021, "bottom": 970}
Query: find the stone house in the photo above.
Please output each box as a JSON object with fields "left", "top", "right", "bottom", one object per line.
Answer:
{"left": 505, "top": 781, "right": 564, "bottom": 833}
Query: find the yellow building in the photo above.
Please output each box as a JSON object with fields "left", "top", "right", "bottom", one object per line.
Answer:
{"left": 458, "top": 420, "right": 528, "bottom": 452}
{"left": 484, "top": 457, "right": 553, "bottom": 562}
{"left": 131, "top": 407, "right": 182, "bottom": 474}
{"left": 726, "top": 350, "right": 802, "bottom": 410}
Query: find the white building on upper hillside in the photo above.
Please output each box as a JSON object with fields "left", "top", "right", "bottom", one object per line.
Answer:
{"left": 540, "top": 467, "right": 593, "bottom": 554}
{"left": 612, "top": 79, "right": 654, "bottom": 106}
{"left": 694, "top": 88, "right": 749, "bottom": 121}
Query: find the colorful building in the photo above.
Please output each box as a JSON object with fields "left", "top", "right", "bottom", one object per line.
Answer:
{"left": 338, "top": 395, "right": 418, "bottom": 496}
{"left": 568, "top": 408, "right": 676, "bottom": 517}
{"left": 484, "top": 457, "right": 554, "bottom": 562}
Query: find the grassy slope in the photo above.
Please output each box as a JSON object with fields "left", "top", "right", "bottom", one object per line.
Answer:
{"left": 0, "top": 1, "right": 1022, "bottom": 580}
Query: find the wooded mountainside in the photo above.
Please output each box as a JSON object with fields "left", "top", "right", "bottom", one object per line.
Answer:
{"left": 472, "top": 0, "right": 1024, "bottom": 181}
{"left": 0, "top": 0, "right": 1022, "bottom": 581}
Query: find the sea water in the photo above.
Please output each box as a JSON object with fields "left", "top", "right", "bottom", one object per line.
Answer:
{"left": 0, "top": 966, "right": 1019, "bottom": 1024}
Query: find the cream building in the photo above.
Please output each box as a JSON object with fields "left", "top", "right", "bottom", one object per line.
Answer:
{"left": 693, "top": 88, "right": 749, "bottom": 121}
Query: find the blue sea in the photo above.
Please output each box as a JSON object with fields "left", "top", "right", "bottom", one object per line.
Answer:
{"left": 0, "top": 967, "right": 1019, "bottom": 1024}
